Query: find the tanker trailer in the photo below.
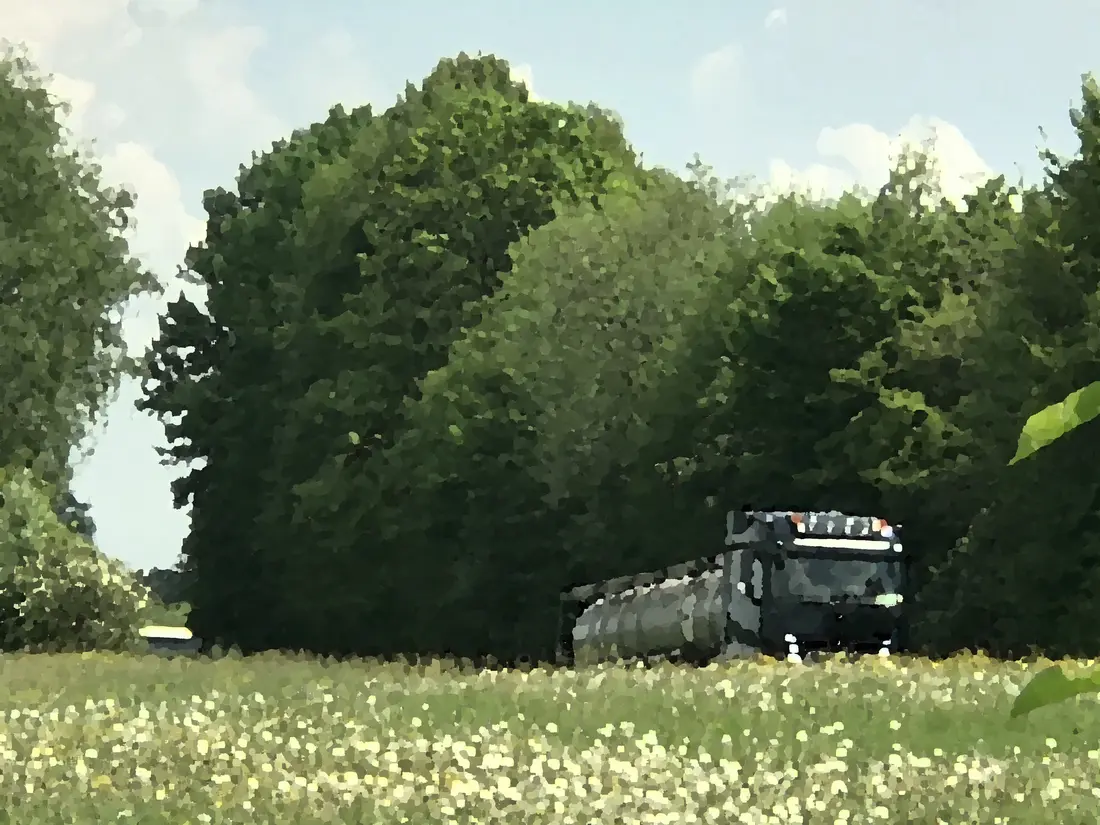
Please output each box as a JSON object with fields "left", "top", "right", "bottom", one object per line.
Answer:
{"left": 557, "top": 554, "right": 740, "bottom": 666}
{"left": 556, "top": 508, "right": 908, "bottom": 666}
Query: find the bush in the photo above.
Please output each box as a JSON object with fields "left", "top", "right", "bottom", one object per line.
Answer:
{"left": 0, "top": 467, "right": 154, "bottom": 653}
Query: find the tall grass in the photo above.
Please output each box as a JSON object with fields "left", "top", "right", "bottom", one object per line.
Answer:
{"left": 1, "top": 651, "right": 1097, "bottom": 823}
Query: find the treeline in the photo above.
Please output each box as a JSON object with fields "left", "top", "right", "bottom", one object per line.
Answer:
{"left": 137, "top": 54, "right": 1100, "bottom": 664}
{"left": 5, "top": 42, "right": 1100, "bottom": 662}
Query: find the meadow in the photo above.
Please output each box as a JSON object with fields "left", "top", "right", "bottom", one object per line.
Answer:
{"left": 1, "top": 652, "right": 1099, "bottom": 824}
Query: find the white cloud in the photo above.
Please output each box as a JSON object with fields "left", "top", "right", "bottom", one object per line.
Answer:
{"left": 508, "top": 62, "right": 541, "bottom": 102}
{"left": 185, "top": 25, "right": 285, "bottom": 151}
{"left": 0, "top": 4, "right": 141, "bottom": 145}
{"left": 99, "top": 101, "right": 128, "bottom": 131}
{"left": 761, "top": 116, "right": 993, "bottom": 209}
{"left": 765, "top": 159, "right": 853, "bottom": 203}
{"left": 127, "top": 0, "right": 201, "bottom": 26}
{"left": 765, "top": 9, "right": 789, "bottom": 29}
{"left": 690, "top": 44, "right": 741, "bottom": 104}
{"left": 816, "top": 123, "right": 895, "bottom": 186}
{"left": 44, "top": 71, "right": 97, "bottom": 132}
{"left": 2, "top": 0, "right": 286, "bottom": 169}
{"left": 99, "top": 142, "right": 205, "bottom": 279}
{"left": 0, "top": 0, "right": 141, "bottom": 64}
{"left": 97, "top": 142, "right": 206, "bottom": 356}
{"left": 898, "top": 117, "right": 992, "bottom": 205}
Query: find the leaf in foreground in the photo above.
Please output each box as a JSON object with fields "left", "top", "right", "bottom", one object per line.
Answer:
{"left": 1009, "top": 664, "right": 1100, "bottom": 719}
{"left": 1009, "top": 380, "right": 1100, "bottom": 465}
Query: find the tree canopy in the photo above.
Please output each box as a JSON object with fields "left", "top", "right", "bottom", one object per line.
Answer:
{"left": 0, "top": 48, "right": 158, "bottom": 648}
{"left": 0, "top": 49, "right": 155, "bottom": 486}
{"left": 144, "top": 53, "right": 660, "bottom": 653}
{"left": 141, "top": 53, "right": 1100, "bottom": 662}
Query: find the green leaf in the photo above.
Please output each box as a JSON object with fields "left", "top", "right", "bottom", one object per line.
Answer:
{"left": 347, "top": 431, "right": 360, "bottom": 446}
{"left": 1009, "top": 664, "right": 1100, "bottom": 719}
{"left": 1009, "top": 380, "right": 1100, "bottom": 465}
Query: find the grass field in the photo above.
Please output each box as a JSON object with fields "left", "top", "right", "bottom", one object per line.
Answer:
{"left": 2, "top": 652, "right": 1099, "bottom": 823}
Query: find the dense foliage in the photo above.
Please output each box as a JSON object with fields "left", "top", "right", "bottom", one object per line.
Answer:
{"left": 0, "top": 49, "right": 158, "bottom": 649}
{"left": 0, "top": 36, "right": 1088, "bottom": 662}
{"left": 0, "top": 50, "right": 155, "bottom": 487}
{"left": 0, "top": 467, "right": 152, "bottom": 652}
{"left": 143, "top": 53, "right": 661, "bottom": 655}
{"left": 138, "top": 55, "right": 1100, "bottom": 662}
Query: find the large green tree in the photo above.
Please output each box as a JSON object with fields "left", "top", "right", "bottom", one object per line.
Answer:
{"left": 144, "top": 53, "right": 655, "bottom": 654}
{"left": 0, "top": 48, "right": 162, "bottom": 651}
{"left": 0, "top": 47, "right": 155, "bottom": 648}
{"left": 293, "top": 171, "right": 739, "bottom": 662}
{"left": 664, "top": 186, "right": 902, "bottom": 530}
{"left": 917, "top": 75, "right": 1100, "bottom": 658}
{"left": 0, "top": 49, "right": 155, "bottom": 487}
{"left": 142, "top": 101, "right": 374, "bottom": 651}
{"left": 660, "top": 154, "right": 1047, "bottom": 651}
{"left": 820, "top": 165, "right": 1040, "bottom": 602}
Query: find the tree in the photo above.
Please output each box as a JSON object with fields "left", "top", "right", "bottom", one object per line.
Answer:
{"left": 144, "top": 53, "right": 656, "bottom": 654}
{"left": 0, "top": 467, "right": 154, "bottom": 652}
{"left": 818, "top": 164, "right": 1040, "bottom": 609}
{"left": 926, "top": 75, "right": 1100, "bottom": 660}
{"left": 1006, "top": 74, "right": 1100, "bottom": 470}
{"left": 136, "top": 565, "right": 190, "bottom": 607}
{"left": 300, "top": 172, "right": 738, "bottom": 661}
{"left": 141, "top": 103, "right": 375, "bottom": 651}
{"left": 665, "top": 188, "right": 899, "bottom": 529}
{"left": 657, "top": 152, "right": 1053, "bottom": 655}
{"left": 897, "top": 75, "right": 1100, "bottom": 660}
{"left": 0, "top": 47, "right": 155, "bottom": 491}
{"left": 55, "top": 490, "right": 96, "bottom": 542}
{"left": 934, "top": 74, "right": 1100, "bottom": 721}
{"left": 0, "top": 47, "right": 155, "bottom": 652}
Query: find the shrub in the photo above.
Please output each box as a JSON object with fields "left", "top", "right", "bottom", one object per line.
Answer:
{"left": 0, "top": 467, "right": 153, "bottom": 653}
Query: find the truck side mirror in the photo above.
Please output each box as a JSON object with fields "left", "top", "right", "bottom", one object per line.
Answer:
{"left": 751, "top": 559, "right": 763, "bottom": 601}
{"left": 739, "top": 549, "right": 764, "bottom": 605}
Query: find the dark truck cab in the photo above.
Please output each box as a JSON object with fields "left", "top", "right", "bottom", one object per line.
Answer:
{"left": 749, "top": 511, "right": 910, "bottom": 659}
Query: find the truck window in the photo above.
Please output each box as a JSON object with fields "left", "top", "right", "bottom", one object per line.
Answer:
{"left": 771, "top": 558, "right": 902, "bottom": 604}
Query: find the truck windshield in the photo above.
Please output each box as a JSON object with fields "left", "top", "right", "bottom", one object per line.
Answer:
{"left": 771, "top": 557, "right": 902, "bottom": 604}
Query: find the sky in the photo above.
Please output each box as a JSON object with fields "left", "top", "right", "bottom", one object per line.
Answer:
{"left": 0, "top": 0, "right": 1098, "bottom": 573}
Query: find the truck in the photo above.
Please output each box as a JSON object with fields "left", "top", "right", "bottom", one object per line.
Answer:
{"left": 556, "top": 509, "right": 908, "bottom": 666}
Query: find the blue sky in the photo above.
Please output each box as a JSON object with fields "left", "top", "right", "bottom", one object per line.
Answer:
{"left": 2, "top": 0, "right": 1098, "bottom": 572}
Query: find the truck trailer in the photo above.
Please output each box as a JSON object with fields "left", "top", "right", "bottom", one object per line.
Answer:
{"left": 556, "top": 509, "right": 908, "bottom": 665}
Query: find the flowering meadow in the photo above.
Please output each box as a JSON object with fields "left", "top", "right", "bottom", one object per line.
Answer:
{"left": 1, "top": 651, "right": 1098, "bottom": 823}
